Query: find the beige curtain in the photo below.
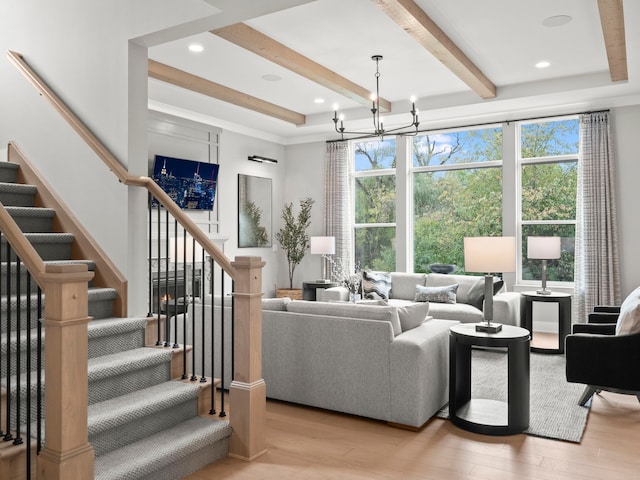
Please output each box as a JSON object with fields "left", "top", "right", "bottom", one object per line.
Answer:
{"left": 574, "top": 111, "right": 621, "bottom": 322}
{"left": 324, "top": 141, "right": 352, "bottom": 277}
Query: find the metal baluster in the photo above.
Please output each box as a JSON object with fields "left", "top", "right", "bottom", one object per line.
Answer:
{"left": 4, "top": 242, "right": 13, "bottom": 442}
{"left": 25, "top": 273, "right": 32, "bottom": 478}
{"left": 181, "top": 229, "right": 188, "bottom": 380}
{"left": 209, "top": 259, "right": 216, "bottom": 415}
{"left": 13, "top": 258, "right": 23, "bottom": 446}
{"left": 164, "top": 208, "right": 170, "bottom": 347}
{"left": 147, "top": 196, "right": 153, "bottom": 317}
{"left": 172, "top": 220, "right": 179, "bottom": 349}
{"left": 155, "top": 202, "right": 162, "bottom": 346}
{"left": 190, "top": 237, "right": 197, "bottom": 382}
{"left": 200, "top": 248, "right": 207, "bottom": 383}
{"left": 36, "top": 286, "right": 42, "bottom": 453}
{"left": 219, "top": 273, "right": 226, "bottom": 418}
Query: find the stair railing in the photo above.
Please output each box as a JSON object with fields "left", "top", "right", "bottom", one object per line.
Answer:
{"left": 0, "top": 198, "right": 95, "bottom": 479}
{"left": 7, "top": 49, "right": 268, "bottom": 469}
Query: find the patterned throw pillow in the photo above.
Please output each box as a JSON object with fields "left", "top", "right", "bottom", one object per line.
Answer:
{"left": 415, "top": 284, "right": 458, "bottom": 304}
{"left": 362, "top": 271, "right": 392, "bottom": 300}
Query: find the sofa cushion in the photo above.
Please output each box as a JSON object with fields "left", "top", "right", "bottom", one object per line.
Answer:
{"left": 427, "top": 302, "right": 484, "bottom": 323}
{"left": 616, "top": 287, "right": 640, "bottom": 335}
{"left": 466, "top": 277, "right": 505, "bottom": 310}
{"left": 362, "top": 271, "right": 392, "bottom": 300}
{"left": 262, "top": 297, "right": 291, "bottom": 311}
{"left": 286, "top": 300, "right": 402, "bottom": 335}
{"left": 389, "top": 273, "right": 427, "bottom": 300}
{"left": 415, "top": 284, "right": 458, "bottom": 304}
{"left": 396, "top": 302, "right": 430, "bottom": 332}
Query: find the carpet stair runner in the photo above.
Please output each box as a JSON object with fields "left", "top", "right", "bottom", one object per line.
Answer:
{"left": 0, "top": 161, "right": 231, "bottom": 479}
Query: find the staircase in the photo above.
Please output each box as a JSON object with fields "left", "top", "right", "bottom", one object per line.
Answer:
{"left": 0, "top": 160, "right": 232, "bottom": 479}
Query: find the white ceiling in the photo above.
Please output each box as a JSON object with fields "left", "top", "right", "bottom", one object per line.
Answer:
{"left": 147, "top": 0, "right": 640, "bottom": 144}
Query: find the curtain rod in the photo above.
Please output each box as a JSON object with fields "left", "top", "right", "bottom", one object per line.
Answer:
{"left": 326, "top": 108, "right": 610, "bottom": 143}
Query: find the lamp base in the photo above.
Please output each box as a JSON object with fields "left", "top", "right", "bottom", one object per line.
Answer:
{"left": 475, "top": 322, "right": 503, "bottom": 333}
{"left": 536, "top": 288, "right": 552, "bottom": 295}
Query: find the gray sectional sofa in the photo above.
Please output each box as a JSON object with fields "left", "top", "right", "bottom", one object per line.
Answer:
{"left": 188, "top": 272, "right": 522, "bottom": 429}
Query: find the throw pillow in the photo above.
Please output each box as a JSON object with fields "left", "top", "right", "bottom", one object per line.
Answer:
{"left": 415, "top": 284, "right": 458, "bottom": 304}
{"left": 466, "top": 277, "right": 505, "bottom": 310}
{"left": 615, "top": 287, "right": 640, "bottom": 335}
{"left": 396, "top": 302, "right": 430, "bottom": 332}
{"left": 362, "top": 271, "right": 392, "bottom": 300}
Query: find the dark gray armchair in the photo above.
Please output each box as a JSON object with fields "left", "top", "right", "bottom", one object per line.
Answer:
{"left": 565, "top": 305, "right": 640, "bottom": 406}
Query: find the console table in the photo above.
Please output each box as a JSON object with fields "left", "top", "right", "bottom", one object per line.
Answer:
{"left": 522, "top": 291, "right": 572, "bottom": 354}
{"left": 302, "top": 281, "right": 339, "bottom": 301}
{"left": 449, "top": 323, "right": 530, "bottom": 436}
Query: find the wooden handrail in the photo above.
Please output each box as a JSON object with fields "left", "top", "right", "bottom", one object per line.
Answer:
{"left": 0, "top": 202, "right": 47, "bottom": 286}
{"left": 7, "top": 50, "right": 235, "bottom": 278}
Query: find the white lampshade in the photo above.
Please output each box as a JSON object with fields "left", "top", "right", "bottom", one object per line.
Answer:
{"left": 464, "top": 236, "right": 516, "bottom": 273}
{"left": 310, "top": 236, "right": 335, "bottom": 255}
{"left": 527, "top": 236, "right": 561, "bottom": 260}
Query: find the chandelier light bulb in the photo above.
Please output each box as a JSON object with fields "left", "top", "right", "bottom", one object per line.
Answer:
{"left": 331, "top": 55, "right": 421, "bottom": 140}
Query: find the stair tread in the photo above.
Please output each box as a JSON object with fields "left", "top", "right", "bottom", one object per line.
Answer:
{"left": 4, "top": 206, "right": 55, "bottom": 217}
{"left": 0, "top": 182, "right": 36, "bottom": 193}
{"left": 88, "top": 380, "right": 201, "bottom": 433}
{"left": 88, "top": 347, "right": 174, "bottom": 381}
{"left": 88, "top": 317, "right": 149, "bottom": 339}
{"left": 93, "top": 416, "right": 232, "bottom": 479}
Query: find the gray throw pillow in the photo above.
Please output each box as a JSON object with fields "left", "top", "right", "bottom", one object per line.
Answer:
{"left": 362, "top": 271, "right": 392, "bottom": 300}
{"left": 396, "top": 302, "right": 430, "bottom": 331}
{"left": 466, "top": 277, "right": 505, "bottom": 310}
{"left": 415, "top": 284, "right": 458, "bottom": 304}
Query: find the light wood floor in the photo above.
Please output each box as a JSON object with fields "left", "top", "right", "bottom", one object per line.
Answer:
{"left": 186, "top": 390, "right": 640, "bottom": 480}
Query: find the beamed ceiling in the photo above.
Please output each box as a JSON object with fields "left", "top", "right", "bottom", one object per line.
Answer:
{"left": 147, "top": 0, "right": 638, "bottom": 144}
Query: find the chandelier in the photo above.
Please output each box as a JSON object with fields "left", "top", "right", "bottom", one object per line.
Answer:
{"left": 332, "top": 55, "right": 420, "bottom": 141}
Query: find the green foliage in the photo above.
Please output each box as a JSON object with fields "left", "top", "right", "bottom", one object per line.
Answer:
{"left": 239, "top": 200, "right": 269, "bottom": 247}
{"left": 275, "top": 197, "right": 315, "bottom": 288}
{"left": 353, "top": 120, "right": 578, "bottom": 278}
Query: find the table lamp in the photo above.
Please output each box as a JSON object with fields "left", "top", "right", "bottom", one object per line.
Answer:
{"left": 464, "top": 236, "right": 516, "bottom": 333}
{"left": 310, "top": 236, "right": 335, "bottom": 282}
{"left": 527, "top": 236, "right": 561, "bottom": 295}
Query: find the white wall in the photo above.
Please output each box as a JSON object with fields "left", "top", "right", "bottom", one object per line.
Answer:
{"left": 219, "top": 131, "right": 286, "bottom": 296}
{"left": 612, "top": 105, "right": 640, "bottom": 297}
{"left": 281, "top": 141, "right": 326, "bottom": 288}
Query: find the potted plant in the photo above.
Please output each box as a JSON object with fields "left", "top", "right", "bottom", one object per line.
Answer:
{"left": 275, "top": 197, "right": 314, "bottom": 297}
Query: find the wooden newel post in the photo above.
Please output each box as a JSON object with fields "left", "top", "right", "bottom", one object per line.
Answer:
{"left": 229, "top": 256, "right": 267, "bottom": 460}
{"left": 37, "top": 264, "right": 95, "bottom": 479}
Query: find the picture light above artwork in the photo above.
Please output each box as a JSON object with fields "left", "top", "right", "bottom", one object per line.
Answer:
{"left": 248, "top": 155, "right": 278, "bottom": 164}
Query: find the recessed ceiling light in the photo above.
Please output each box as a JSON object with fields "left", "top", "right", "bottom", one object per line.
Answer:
{"left": 261, "top": 74, "right": 282, "bottom": 82}
{"left": 314, "top": 98, "right": 325, "bottom": 104}
{"left": 542, "top": 15, "right": 572, "bottom": 27}
{"left": 188, "top": 43, "right": 204, "bottom": 53}
{"left": 536, "top": 61, "right": 551, "bottom": 69}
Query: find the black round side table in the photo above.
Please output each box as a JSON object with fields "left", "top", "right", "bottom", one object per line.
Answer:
{"left": 522, "top": 291, "right": 572, "bottom": 354}
{"left": 449, "top": 323, "right": 530, "bottom": 435}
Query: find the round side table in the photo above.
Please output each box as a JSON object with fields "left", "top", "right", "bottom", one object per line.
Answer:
{"left": 522, "top": 291, "right": 572, "bottom": 354}
{"left": 449, "top": 323, "right": 530, "bottom": 435}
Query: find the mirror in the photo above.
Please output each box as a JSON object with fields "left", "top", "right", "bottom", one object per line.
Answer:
{"left": 238, "top": 174, "right": 272, "bottom": 248}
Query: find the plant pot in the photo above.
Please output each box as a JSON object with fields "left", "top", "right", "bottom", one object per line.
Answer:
{"left": 276, "top": 288, "right": 303, "bottom": 300}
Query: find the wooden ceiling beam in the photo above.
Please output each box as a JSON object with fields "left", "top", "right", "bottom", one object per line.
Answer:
{"left": 373, "top": 0, "right": 496, "bottom": 99}
{"left": 148, "top": 59, "right": 306, "bottom": 126}
{"left": 597, "top": 0, "right": 627, "bottom": 82}
{"left": 212, "top": 22, "right": 391, "bottom": 112}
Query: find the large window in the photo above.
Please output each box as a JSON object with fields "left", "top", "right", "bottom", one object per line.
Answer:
{"left": 349, "top": 116, "right": 579, "bottom": 287}
{"left": 519, "top": 118, "right": 579, "bottom": 284}
{"left": 412, "top": 127, "right": 503, "bottom": 273}
{"left": 353, "top": 139, "right": 396, "bottom": 270}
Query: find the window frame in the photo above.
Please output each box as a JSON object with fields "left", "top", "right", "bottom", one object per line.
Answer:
{"left": 516, "top": 116, "right": 579, "bottom": 288}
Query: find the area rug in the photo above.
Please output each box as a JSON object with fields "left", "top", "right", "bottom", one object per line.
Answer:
{"left": 436, "top": 349, "right": 591, "bottom": 443}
